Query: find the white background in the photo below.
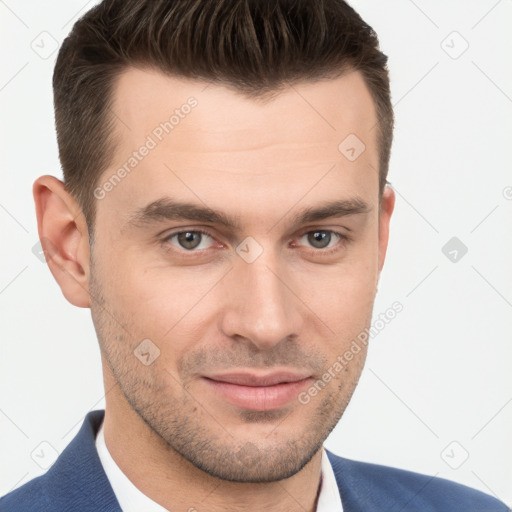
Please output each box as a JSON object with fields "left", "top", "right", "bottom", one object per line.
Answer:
{"left": 1, "top": 0, "right": 511, "bottom": 506}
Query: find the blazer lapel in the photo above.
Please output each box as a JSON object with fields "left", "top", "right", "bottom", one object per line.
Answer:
{"left": 41, "top": 410, "right": 122, "bottom": 511}
{"left": 326, "top": 449, "right": 380, "bottom": 512}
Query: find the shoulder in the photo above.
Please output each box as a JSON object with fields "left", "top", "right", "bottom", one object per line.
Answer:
{"left": 0, "top": 410, "right": 120, "bottom": 512}
{"left": 0, "top": 476, "right": 51, "bottom": 512}
{"left": 326, "top": 450, "right": 509, "bottom": 512}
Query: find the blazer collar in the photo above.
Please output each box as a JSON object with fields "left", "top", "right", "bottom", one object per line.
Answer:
{"left": 44, "top": 409, "right": 122, "bottom": 511}
{"left": 49, "top": 410, "right": 364, "bottom": 512}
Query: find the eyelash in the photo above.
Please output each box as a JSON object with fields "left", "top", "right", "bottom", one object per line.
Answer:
{"left": 160, "top": 228, "right": 351, "bottom": 257}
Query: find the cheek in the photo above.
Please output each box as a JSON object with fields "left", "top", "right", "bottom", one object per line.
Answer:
{"left": 311, "top": 278, "right": 375, "bottom": 356}
{"left": 296, "top": 247, "right": 378, "bottom": 350}
{"left": 99, "top": 255, "right": 222, "bottom": 354}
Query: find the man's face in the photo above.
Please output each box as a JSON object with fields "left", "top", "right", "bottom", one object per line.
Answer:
{"left": 88, "top": 68, "right": 393, "bottom": 482}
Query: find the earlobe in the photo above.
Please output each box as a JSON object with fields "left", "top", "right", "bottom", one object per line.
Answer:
{"left": 377, "top": 184, "right": 396, "bottom": 274}
{"left": 33, "top": 175, "right": 92, "bottom": 308}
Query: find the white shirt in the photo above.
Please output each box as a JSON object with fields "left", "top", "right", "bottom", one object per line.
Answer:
{"left": 95, "top": 420, "right": 343, "bottom": 511}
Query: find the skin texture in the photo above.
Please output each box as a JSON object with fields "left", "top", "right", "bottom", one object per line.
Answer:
{"left": 34, "top": 68, "right": 395, "bottom": 511}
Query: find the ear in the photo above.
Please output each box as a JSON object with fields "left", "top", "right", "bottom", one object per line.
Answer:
{"left": 377, "top": 184, "right": 395, "bottom": 275}
{"left": 33, "top": 175, "right": 92, "bottom": 308}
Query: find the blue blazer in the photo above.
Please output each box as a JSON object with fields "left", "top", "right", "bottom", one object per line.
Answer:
{"left": 0, "top": 410, "right": 507, "bottom": 511}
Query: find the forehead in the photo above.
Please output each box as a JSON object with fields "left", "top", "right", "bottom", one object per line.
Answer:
{"left": 111, "top": 66, "right": 377, "bottom": 148}
{"left": 100, "top": 67, "right": 379, "bottom": 226}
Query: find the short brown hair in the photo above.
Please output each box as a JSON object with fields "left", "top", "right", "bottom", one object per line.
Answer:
{"left": 53, "top": 0, "right": 393, "bottom": 231}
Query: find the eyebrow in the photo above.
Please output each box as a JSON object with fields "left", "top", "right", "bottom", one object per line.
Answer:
{"left": 124, "top": 196, "right": 372, "bottom": 231}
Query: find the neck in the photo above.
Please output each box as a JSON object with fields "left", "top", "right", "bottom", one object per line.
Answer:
{"left": 101, "top": 385, "right": 323, "bottom": 512}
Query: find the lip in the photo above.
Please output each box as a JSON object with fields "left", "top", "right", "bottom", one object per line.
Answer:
{"left": 201, "top": 370, "right": 313, "bottom": 411}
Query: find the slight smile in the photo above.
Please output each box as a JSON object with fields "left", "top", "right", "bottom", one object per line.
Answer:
{"left": 201, "top": 371, "right": 313, "bottom": 411}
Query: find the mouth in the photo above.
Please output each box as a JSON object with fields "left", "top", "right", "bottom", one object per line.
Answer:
{"left": 201, "top": 370, "right": 313, "bottom": 411}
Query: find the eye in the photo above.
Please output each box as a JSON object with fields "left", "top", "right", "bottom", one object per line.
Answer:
{"left": 297, "top": 230, "right": 345, "bottom": 250}
{"left": 165, "top": 230, "right": 216, "bottom": 251}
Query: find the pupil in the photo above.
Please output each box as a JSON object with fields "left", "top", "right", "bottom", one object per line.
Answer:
{"left": 308, "top": 231, "right": 331, "bottom": 248}
{"left": 178, "top": 231, "right": 201, "bottom": 249}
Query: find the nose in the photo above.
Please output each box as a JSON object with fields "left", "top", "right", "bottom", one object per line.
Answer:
{"left": 218, "top": 253, "right": 304, "bottom": 351}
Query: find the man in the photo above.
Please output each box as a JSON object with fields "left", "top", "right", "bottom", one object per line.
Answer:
{"left": 0, "top": 0, "right": 507, "bottom": 511}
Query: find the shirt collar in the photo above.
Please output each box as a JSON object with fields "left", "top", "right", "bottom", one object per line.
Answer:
{"left": 95, "top": 420, "right": 343, "bottom": 511}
